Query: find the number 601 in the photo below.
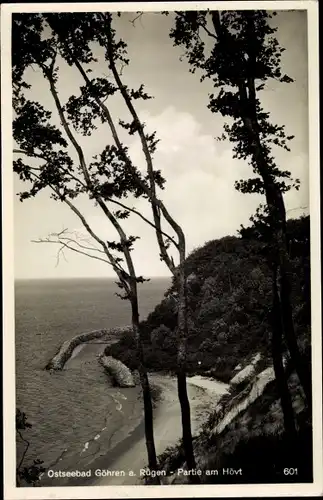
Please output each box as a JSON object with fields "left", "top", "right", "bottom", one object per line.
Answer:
{"left": 284, "top": 468, "right": 298, "bottom": 475}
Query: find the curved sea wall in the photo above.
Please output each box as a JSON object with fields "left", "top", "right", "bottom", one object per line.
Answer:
{"left": 45, "top": 325, "right": 133, "bottom": 371}
{"left": 99, "top": 355, "right": 136, "bottom": 388}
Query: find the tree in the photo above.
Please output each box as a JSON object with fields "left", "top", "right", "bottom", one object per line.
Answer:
{"left": 16, "top": 409, "right": 45, "bottom": 487}
{"left": 168, "top": 10, "right": 311, "bottom": 429}
{"left": 13, "top": 11, "right": 199, "bottom": 482}
{"left": 94, "top": 13, "right": 199, "bottom": 477}
{"left": 43, "top": 11, "right": 199, "bottom": 480}
{"left": 13, "top": 13, "right": 162, "bottom": 483}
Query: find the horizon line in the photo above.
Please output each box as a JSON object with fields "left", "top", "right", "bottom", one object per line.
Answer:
{"left": 15, "top": 275, "right": 172, "bottom": 281}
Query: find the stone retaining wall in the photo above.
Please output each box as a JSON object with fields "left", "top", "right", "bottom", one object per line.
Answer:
{"left": 99, "top": 355, "right": 136, "bottom": 388}
{"left": 45, "top": 325, "right": 133, "bottom": 371}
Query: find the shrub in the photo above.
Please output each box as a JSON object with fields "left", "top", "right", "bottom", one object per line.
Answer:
{"left": 16, "top": 410, "right": 45, "bottom": 487}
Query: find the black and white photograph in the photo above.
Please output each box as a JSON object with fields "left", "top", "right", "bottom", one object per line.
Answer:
{"left": 1, "top": 1, "right": 322, "bottom": 498}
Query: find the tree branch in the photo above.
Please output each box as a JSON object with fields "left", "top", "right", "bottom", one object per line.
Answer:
{"left": 101, "top": 13, "right": 182, "bottom": 274}
{"left": 16, "top": 429, "right": 30, "bottom": 472}
{"left": 210, "top": 11, "right": 223, "bottom": 39}
{"left": 107, "top": 197, "right": 179, "bottom": 249}
{"left": 45, "top": 70, "right": 92, "bottom": 187}
{"left": 59, "top": 235, "right": 108, "bottom": 255}
{"left": 13, "top": 149, "right": 47, "bottom": 161}
{"left": 65, "top": 42, "right": 168, "bottom": 237}
{"left": 56, "top": 244, "right": 68, "bottom": 267}
{"left": 129, "top": 12, "right": 144, "bottom": 27}
{"left": 27, "top": 170, "right": 131, "bottom": 295}
{"left": 58, "top": 47, "right": 165, "bottom": 280}
{"left": 13, "top": 148, "right": 88, "bottom": 189}
{"left": 32, "top": 236, "right": 115, "bottom": 267}
{"left": 43, "top": 68, "right": 139, "bottom": 286}
{"left": 200, "top": 20, "right": 217, "bottom": 40}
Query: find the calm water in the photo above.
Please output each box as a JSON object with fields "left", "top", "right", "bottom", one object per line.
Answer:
{"left": 15, "top": 277, "right": 170, "bottom": 468}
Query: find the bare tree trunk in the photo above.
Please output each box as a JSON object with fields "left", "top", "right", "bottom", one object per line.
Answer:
{"left": 259, "top": 185, "right": 312, "bottom": 413}
{"left": 67, "top": 18, "right": 198, "bottom": 476}
{"left": 130, "top": 291, "right": 160, "bottom": 485}
{"left": 271, "top": 265, "right": 297, "bottom": 436}
{"left": 176, "top": 253, "right": 200, "bottom": 483}
{"left": 239, "top": 93, "right": 311, "bottom": 410}
{"left": 276, "top": 239, "right": 312, "bottom": 411}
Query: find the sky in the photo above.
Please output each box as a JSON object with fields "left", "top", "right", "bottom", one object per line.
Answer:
{"left": 13, "top": 9, "right": 309, "bottom": 279}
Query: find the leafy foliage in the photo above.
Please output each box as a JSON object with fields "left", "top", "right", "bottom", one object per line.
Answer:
{"left": 16, "top": 410, "right": 45, "bottom": 487}
{"left": 169, "top": 10, "right": 300, "bottom": 228}
{"left": 17, "top": 459, "right": 46, "bottom": 487}
{"left": 16, "top": 409, "right": 32, "bottom": 430}
{"left": 12, "top": 12, "right": 168, "bottom": 303}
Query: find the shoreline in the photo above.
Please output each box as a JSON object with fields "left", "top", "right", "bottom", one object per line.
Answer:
{"left": 74, "top": 375, "right": 228, "bottom": 486}
{"left": 38, "top": 332, "right": 229, "bottom": 488}
{"left": 39, "top": 373, "right": 228, "bottom": 487}
{"left": 65, "top": 416, "right": 146, "bottom": 486}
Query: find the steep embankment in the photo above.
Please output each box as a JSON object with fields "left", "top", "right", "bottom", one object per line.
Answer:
{"left": 157, "top": 359, "right": 312, "bottom": 484}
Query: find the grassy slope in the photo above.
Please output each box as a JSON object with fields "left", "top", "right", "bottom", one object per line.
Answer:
{"left": 158, "top": 363, "right": 312, "bottom": 483}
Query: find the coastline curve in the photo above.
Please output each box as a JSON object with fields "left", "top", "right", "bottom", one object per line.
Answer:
{"left": 45, "top": 325, "right": 133, "bottom": 371}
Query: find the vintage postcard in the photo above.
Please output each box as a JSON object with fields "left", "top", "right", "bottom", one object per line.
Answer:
{"left": 1, "top": 1, "right": 322, "bottom": 498}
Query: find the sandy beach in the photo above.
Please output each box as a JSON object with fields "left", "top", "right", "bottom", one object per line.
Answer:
{"left": 40, "top": 339, "right": 229, "bottom": 487}
{"left": 93, "top": 374, "right": 229, "bottom": 486}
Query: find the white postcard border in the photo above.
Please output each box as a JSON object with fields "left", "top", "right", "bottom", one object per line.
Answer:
{"left": 1, "top": 1, "right": 321, "bottom": 498}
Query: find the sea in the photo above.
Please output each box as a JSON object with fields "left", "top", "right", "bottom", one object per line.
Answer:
{"left": 15, "top": 277, "right": 170, "bottom": 471}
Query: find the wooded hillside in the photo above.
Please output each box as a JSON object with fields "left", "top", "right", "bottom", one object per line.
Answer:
{"left": 107, "top": 215, "right": 310, "bottom": 382}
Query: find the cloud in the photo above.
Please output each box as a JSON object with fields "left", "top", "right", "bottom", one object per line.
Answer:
{"left": 15, "top": 104, "right": 308, "bottom": 279}
{"left": 70, "top": 105, "right": 308, "bottom": 278}
{"left": 128, "top": 107, "right": 263, "bottom": 239}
